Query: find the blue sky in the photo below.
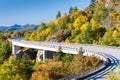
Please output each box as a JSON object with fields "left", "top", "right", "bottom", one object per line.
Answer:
{"left": 0, "top": 0, "right": 90, "bottom": 26}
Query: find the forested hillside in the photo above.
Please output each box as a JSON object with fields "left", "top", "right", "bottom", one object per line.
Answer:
{"left": 25, "top": 0, "right": 120, "bottom": 46}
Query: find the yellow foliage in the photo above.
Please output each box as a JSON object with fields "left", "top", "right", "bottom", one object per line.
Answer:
{"left": 72, "top": 34, "right": 82, "bottom": 43}
{"left": 67, "top": 23, "right": 73, "bottom": 30}
{"left": 113, "top": 30, "right": 120, "bottom": 37}
{"left": 43, "top": 27, "right": 51, "bottom": 36}
{"left": 54, "top": 17, "right": 61, "bottom": 25}
{"left": 90, "top": 18, "right": 101, "bottom": 31}
{"left": 104, "top": 32, "right": 113, "bottom": 39}
{"left": 70, "top": 10, "right": 82, "bottom": 19}
{"left": 90, "top": 18, "right": 96, "bottom": 30}
{"left": 110, "top": 13, "right": 119, "bottom": 21}
{"left": 30, "top": 32, "right": 37, "bottom": 41}
{"left": 73, "top": 15, "right": 88, "bottom": 29}
{"left": 117, "top": 25, "right": 120, "bottom": 31}
{"left": 113, "top": 30, "right": 120, "bottom": 44}
{"left": 80, "top": 22, "right": 89, "bottom": 31}
{"left": 65, "top": 38, "right": 71, "bottom": 43}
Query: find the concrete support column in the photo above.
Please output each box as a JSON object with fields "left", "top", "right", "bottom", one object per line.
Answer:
{"left": 36, "top": 50, "right": 43, "bottom": 62}
{"left": 43, "top": 50, "right": 46, "bottom": 61}
{"left": 12, "top": 44, "right": 21, "bottom": 54}
{"left": 36, "top": 50, "right": 55, "bottom": 62}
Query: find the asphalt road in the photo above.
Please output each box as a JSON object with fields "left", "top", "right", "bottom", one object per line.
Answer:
{"left": 80, "top": 44, "right": 120, "bottom": 80}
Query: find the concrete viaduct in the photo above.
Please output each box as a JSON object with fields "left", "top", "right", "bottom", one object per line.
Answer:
{"left": 8, "top": 37, "right": 120, "bottom": 80}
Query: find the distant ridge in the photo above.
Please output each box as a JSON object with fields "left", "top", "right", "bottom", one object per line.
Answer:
{"left": 0, "top": 24, "right": 39, "bottom": 32}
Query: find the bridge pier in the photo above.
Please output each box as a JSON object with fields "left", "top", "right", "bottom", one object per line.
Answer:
{"left": 43, "top": 50, "right": 46, "bottom": 61}
{"left": 36, "top": 50, "right": 47, "bottom": 61}
{"left": 12, "top": 44, "right": 21, "bottom": 54}
{"left": 12, "top": 44, "right": 55, "bottom": 61}
{"left": 36, "top": 50, "right": 55, "bottom": 62}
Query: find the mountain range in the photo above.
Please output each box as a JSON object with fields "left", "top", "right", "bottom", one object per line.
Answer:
{"left": 0, "top": 24, "right": 39, "bottom": 32}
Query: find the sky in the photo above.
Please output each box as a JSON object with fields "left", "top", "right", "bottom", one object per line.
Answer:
{"left": 0, "top": 0, "right": 90, "bottom": 26}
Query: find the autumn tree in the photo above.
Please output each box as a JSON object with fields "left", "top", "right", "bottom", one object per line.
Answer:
{"left": 0, "top": 56, "right": 27, "bottom": 80}
{"left": 24, "top": 31, "right": 33, "bottom": 40}
{"left": 73, "top": 15, "right": 88, "bottom": 29}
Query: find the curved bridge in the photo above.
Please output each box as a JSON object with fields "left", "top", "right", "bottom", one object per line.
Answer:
{"left": 8, "top": 38, "right": 120, "bottom": 80}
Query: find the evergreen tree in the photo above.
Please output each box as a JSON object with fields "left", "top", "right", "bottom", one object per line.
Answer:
{"left": 74, "top": 6, "right": 78, "bottom": 11}
{"left": 83, "top": 24, "right": 93, "bottom": 44}
{"left": 69, "top": 6, "right": 73, "bottom": 13}
{"left": 56, "top": 11, "right": 61, "bottom": 19}
{"left": 21, "top": 53, "right": 35, "bottom": 79}
{"left": 69, "top": 6, "right": 78, "bottom": 14}
{"left": 55, "top": 47, "right": 64, "bottom": 61}
{"left": 78, "top": 47, "right": 84, "bottom": 55}
{"left": 0, "top": 42, "right": 11, "bottom": 63}
{"left": 90, "top": 0, "right": 96, "bottom": 5}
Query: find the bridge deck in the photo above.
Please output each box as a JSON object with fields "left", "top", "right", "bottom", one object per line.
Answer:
{"left": 9, "top": 38, "right": 82, "bottom": 54}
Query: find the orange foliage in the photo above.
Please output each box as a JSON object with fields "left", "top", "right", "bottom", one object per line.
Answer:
{"left": 31, "top": 55, "right": 101, "bottom": 80}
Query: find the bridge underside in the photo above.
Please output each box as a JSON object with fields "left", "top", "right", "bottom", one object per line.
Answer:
{"left": 12, "top": 44, "right": 56, "bottom": 61}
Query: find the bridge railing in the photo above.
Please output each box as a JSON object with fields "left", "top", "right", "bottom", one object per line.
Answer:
{"left": 80, "top": 44, "right": 120, "bottom": 49}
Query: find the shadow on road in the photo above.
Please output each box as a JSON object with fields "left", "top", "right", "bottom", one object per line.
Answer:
{"left": 84, "top": 53, "right": 120, "bottom": 80}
